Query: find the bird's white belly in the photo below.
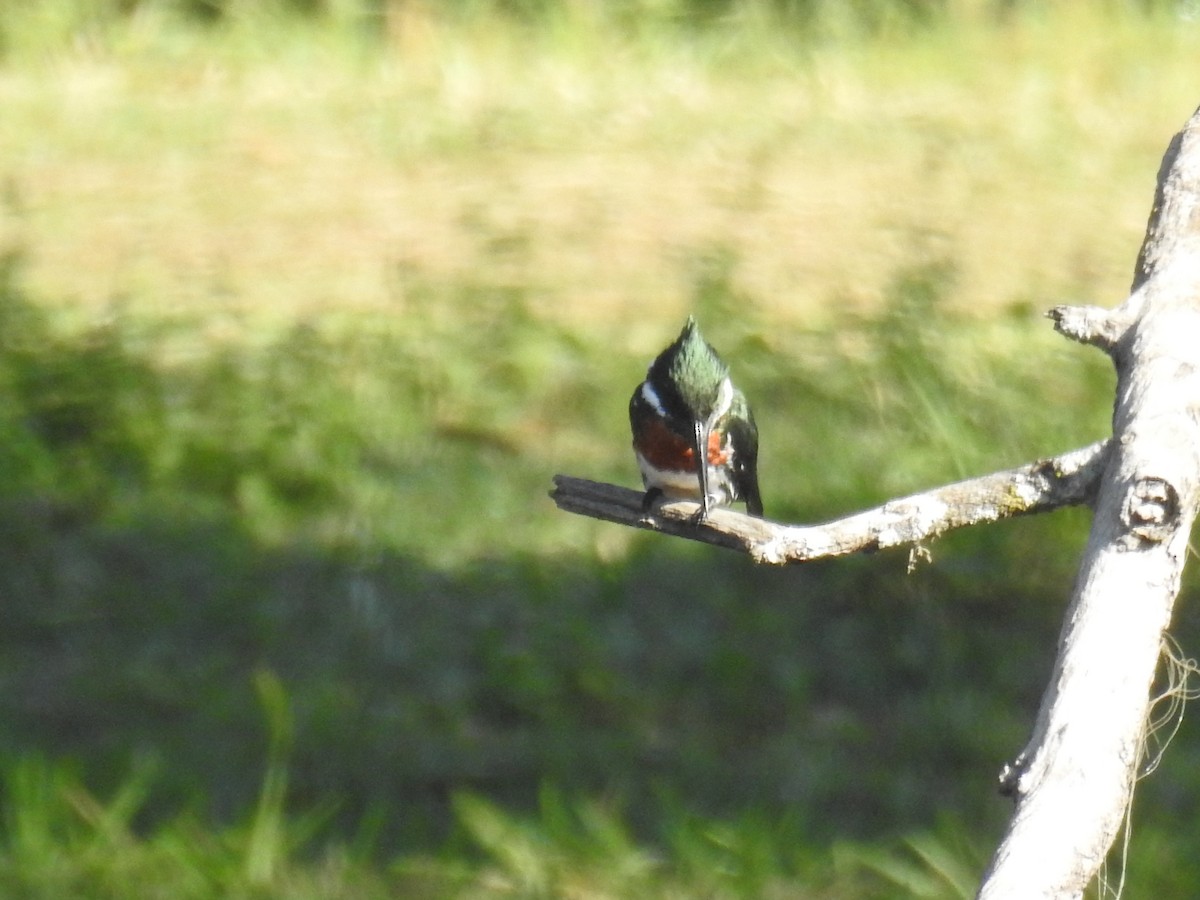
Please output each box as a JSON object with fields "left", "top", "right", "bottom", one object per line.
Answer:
{"left": 636, "top": 453, "right": 735, "bottom": 505}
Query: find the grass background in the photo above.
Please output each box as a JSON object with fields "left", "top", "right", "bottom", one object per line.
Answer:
{"left": 2, "top": 0, "right": 1200, "bottom": 896}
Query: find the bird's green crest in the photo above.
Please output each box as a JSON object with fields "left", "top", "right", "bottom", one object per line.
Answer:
{"left": 668, "top": 316, "right": 729, "bottom": 416}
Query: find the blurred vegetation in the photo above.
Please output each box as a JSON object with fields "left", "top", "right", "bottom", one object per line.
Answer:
{"left": 2, "top": 0, "right": 1200, "bottom": 897}
{"left": 0, "top": 0, "right": 1193, "bottom": 36}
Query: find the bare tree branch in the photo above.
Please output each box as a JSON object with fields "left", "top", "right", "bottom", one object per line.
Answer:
{"left": 552, "top": 439, "right": 1109, "bottom": 565}
{"left": 977, "top": 103, "right": 1200, "bottom": 900}
{"left": 1047, "top": 303, "right": 1132, "bottom": 354}
{"left": 1132, "top": 115, "right": 1200, "bottom": 292}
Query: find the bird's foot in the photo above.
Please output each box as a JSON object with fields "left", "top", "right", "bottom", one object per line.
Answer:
{"left": 640, "top": 487, "right": 664, "bottom": 513}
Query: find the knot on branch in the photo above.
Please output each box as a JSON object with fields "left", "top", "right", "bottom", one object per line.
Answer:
{"left": 1122, "top": 476, "right": 1180, "bottom": 544}
{"left": 1047, "top": 304, "right": 1130, "bottom": 354}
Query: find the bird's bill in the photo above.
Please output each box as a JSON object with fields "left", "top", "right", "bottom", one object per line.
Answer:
{"left": 693, "top": 420, "right": 711, "bottom": 517}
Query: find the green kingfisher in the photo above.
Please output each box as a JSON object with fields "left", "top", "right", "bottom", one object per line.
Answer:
{"left": 629, "top": 317, "right": 763, "bottom": 519}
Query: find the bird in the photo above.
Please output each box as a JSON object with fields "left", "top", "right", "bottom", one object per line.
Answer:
{"left": 629, "top": 316, "right": 763, "bottom": 519}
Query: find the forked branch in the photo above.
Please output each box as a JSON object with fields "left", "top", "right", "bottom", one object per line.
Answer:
{"left": 554, "top": 100, "right": 1200, "bottom": 900}
{"left": 977, "top": 103, "right": 1200, "bottom": 900}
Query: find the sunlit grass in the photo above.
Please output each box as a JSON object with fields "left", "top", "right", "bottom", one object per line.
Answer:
{"left": 0, "top": 2, "right": 1196, "bottom": 340}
